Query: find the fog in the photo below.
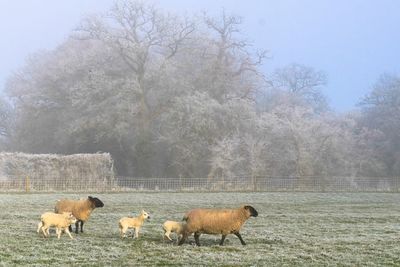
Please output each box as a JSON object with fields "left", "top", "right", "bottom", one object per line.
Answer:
{"left": 0, "top": 0, "right": 399, "bottom": 178}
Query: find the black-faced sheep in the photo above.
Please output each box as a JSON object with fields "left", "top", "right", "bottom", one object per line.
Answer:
{"left": 54, "top": 196, "right": 104, "bottom": 234}
{"left": 119, "top": 210, "right": 150, "bottom": 238}
{"left": 162, "top": 220, "right": 186, "bottom": 242}
{"left": 37, "top": 211, "right": 77, "bottom": 239}
{"left": 178, "top": 205, "right": 258, "bottom": 246}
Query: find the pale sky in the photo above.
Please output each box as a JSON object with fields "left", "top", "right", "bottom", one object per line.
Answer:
{"left": 0, "top": 0, "right": 399, "bottom": 111}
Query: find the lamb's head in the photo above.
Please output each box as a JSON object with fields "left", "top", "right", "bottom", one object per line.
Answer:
{"left": 62, "top": 212, "right": 77, "bottom": 224}
{"left": 141, "top": 210, "right": 150, "bottom": 220}
{"left": 243, "top": 205, "right": 258, "bottom": 217}
{"left": 88, "top": 196, "right": 104, "bottom": 208}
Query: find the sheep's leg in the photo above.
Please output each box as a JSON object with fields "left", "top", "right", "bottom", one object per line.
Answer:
{"left": 41, "top": 228, "right": 47, "bottom": 237}
{"left": 194, "top": 232, "right": 201, "bottom": 246}
{"left": 121, "top": 226, "right": 128, "bottom": 238}
{"left": 164, "top": 231, "right": 173, "bottom": 241}
{"left": 65, "top": 227, "right": 74, "bottom": 239}
{"left": 74, "top": 221, "right": 79, "bottom": 234}
{"left": 41, "top": 226, "right": 48, "bottom": 237}
{"left": 37, "top": 222, "right": 42, "bottom": 233}
{"left": 178, "top": 232, "right": 188, "bottom": 246}
{"left": 177, "top": 234, "right": 183, "bottom": 244}
{"left": 80, "top": 221, "right": 84, "bottom": 233}
{"left": 234, "top": 232, "right": 246, "bottom": 245}
{"left": 219, "top": 235, "right": 227, "bottom": 246}
{"left": 68, "top": 225, "right": 73, "bottom": 233}
{"left": 135, "top": 227, "right": 139, "bottom": 238}
{"left": 56, "top": 228, "right": 61, "bottom": 239}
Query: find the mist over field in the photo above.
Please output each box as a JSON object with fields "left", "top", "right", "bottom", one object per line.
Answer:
{"left": 0, "top": 0, "right": 399, "bottom": 180}
{"left": 1, "top": 3, "right": 400, "bottom": 267}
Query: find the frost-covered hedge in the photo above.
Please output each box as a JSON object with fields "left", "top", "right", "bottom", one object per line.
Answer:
{"left": 0, "top": 152, "right": 115, "bottom": 191}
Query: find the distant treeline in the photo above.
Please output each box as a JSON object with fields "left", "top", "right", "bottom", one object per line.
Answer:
{"left": 0, "top": 0, "right": 399, "bottom": 178}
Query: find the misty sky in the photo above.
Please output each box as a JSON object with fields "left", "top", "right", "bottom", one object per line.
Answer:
{"left": 0, "top": 0, "right": 399, "bottom": 111}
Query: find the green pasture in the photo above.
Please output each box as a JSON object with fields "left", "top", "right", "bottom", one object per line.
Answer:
{"left": 0, "top": 192, "right": 400, "bottom": 266}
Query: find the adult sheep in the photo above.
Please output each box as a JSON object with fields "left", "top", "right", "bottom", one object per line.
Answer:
{"left": 55, "top": 196, "right": 104, "bottom": 234}
{"left": 178, "top": 205, "right": 258, "bottom": 246}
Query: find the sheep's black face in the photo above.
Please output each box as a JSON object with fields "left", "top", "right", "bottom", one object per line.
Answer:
{"left": 244, "top": 205, "right": 258, "bottom": 217}
{"left": 88, "top": 196, "right": 104, "bottom": 208}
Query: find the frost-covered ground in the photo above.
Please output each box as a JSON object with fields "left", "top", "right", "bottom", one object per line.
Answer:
{"left": 1, "top": 192, "right": 400, "bottom": 266}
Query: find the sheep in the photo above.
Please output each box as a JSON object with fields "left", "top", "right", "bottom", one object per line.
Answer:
{"left": 162, "top": 220, "right": 186, "bottom": 242}
{"left": 37, "top": 212, "right": 76, "bottom": 238}
{"left": 119, "top": 210, "right": 150, "bottom": 238}
{"left": 37, "top": 211, "right": 77, "bottom": 239}
{"left": 54, "top": 196, "right": 104, "bottom": 234}
{"left": 178, "top": 205, "right": 258, "bottom": 246}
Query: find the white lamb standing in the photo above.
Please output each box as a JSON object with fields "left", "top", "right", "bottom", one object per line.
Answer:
{"left": 37, "top": 211, "right": 77, "bottom": 239}
{"left": 119, "top": 210, "right": 150, "bottom": 238}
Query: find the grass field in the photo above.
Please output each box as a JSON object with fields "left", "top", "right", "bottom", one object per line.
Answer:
{"left": 1, "top": 192, "right": 400, "bottom": 266}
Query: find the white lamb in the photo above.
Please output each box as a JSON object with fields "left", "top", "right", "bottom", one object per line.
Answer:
{"left": 37, "top": 211, "right": 77, "bottom": 239}
{"left": 162, "top": 220, "right": 186, "bottom": 242}
{"left": 119, "top": 210, "right": 150, "bottom": 238}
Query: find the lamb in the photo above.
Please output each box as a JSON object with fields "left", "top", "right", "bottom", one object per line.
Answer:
{"left": 162, "top": 220, "right": 186, "bottom": 242}
{"left": 54, "top": 196, "right": 104, "bottom": 234}
{"left": 119, "top": 210, "right": 150, "bottom": 238}
{"left": 178, "top": 205, "right": 258, "bottom": 246}
{"left": 37, "top": 211, "right": 77, "bottom": 239}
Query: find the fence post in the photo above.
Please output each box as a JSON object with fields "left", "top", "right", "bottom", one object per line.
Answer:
{"left": 25, "top": 176, "right": 30, "bottom": 193}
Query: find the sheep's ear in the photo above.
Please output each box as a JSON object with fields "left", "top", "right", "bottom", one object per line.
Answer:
{"left": 88, "top": 196, "right": 93, "bottom": 199}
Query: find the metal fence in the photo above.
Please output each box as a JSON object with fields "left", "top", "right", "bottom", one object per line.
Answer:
{"left": 0, "top": 175, "right": 399, "bottom": 193}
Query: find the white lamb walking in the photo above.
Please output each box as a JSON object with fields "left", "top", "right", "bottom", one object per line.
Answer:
{"left": 37, "top": 211, "right": 77, "bottom": 239}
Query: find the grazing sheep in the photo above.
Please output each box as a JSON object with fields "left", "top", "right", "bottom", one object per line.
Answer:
{"left": 119, "top": 210, "right": 150, "bottom": 238}
{"left": 37, "top": 212, "right": 77, "bottom": 239}
{"left": 162, "top": 220, "right": 186, "bottom": 242}
{"left": 178, "top": 205, "right": 258, "bottom": 246}
{"left": 54, "top": 196, "right": 104, "bottom": 234}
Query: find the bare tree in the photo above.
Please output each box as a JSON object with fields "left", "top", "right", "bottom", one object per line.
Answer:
{"left": 202, "top": 10, "right": 267, "bottom": 102}
{"left": 359, "top": 74, "right": 400, "bottom": 175}
{"left": 76, "top": 0, "right": 195, "bottom": 134}
{"left": 270, "top": 63, "right": 328, "bottom": 113}
{"left": 0, "top": 96, "right": 13, "bottom": 150}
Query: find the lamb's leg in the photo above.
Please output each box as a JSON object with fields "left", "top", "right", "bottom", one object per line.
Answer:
{"left": 219, "top": 234, "right": 227, "bottom": 246}
{"left": 65, "top": 227, "right": 74, "bottom": 239}
{"left": 41, "top": 226, "right": 48, "bottom": 237}
{"left": 37, "top": 222, "right": 42, "bottom": 233}
{"left": 164, "top": 230, "right": 173, "bottom": 241}
{"left": 234, "top": 232, "right": 246, "bottom": 245}
{"left": 135, "top": 227, "right": 139, "bottom": 238}
{"left": 68, "top": 225, "right": 73, "bottom": 233}
{"left": 56, "top": 228, "right": 61, "bottom": 239}
{"left": 194, "top": 232, "right": 201, "bottom": 246}
{"left": 121, "top": 226, "right": 128, "bottom": 238}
